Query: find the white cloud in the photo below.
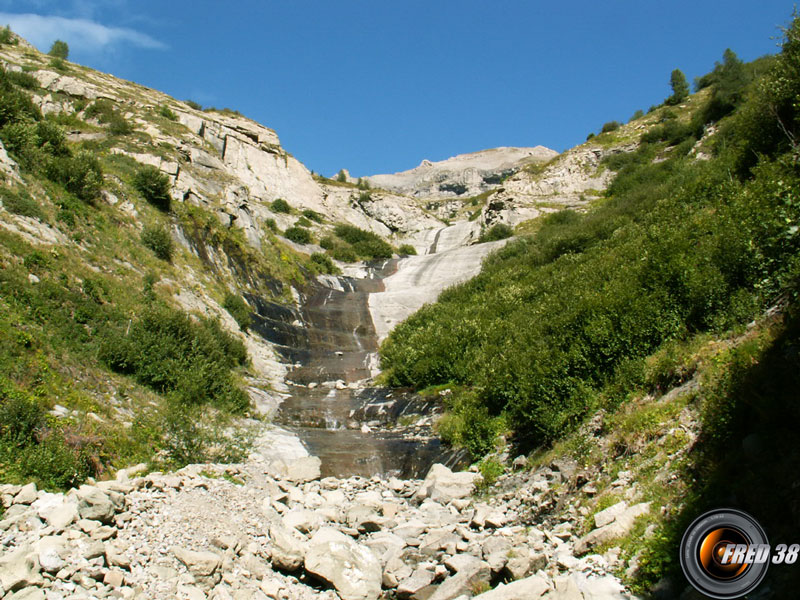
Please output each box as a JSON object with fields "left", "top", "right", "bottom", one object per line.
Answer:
{"left": 0, "top": 12, "right": 166, "bottom": 53}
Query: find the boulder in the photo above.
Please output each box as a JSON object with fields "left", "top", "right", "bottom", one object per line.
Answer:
{"left": 0, "top": 545, "right": 43, "bottom": 592}
{"left": 75, "top": 485, "right": 115, "bottom": 523}
{"left": 44, "top": 502, "right": 79, "bottom": 531}
{"left": 415, "top": 464, "right": 480, "bottom": 503}
{"left": 428, "top": 558, "right": 491, "bottom": 600}
{"left": 397, "top": 567, "right": 436, "bottom": 599}
{"left": 473, "top": 575, "right": 549, "bottom": 599}
{"left": 269, "top": 521, "right": 305, "bottom": 571}
{"left": 267, "top": 456, "right": 322, "bottom": 483}
{"left": 304, "top": 527, "right": 382, "bottom": 600}
{"left": 593, "top": 502, "right": 628, "bottom": 529}
{"left": 13, "top": 483, "right": 37, "bottom": 505}
{"left": 172, "top": 546, "right": 222, "bottom": 578}
{"left": 574, "top": 503, "right": 650, "bottom": 555}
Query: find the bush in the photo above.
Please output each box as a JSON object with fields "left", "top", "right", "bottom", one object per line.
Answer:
{"left": 48, "top": 40, "right": 69, "bottom": 60}
{"left": 223, "top": 293, "right": 251, "bottom": 331}
{"left": 265, "top": 218, "right": 277, "bottom": 232}
{"left": 333, "top": 224, "right": 393, "bottom": 260}
{"left": 270, "top": 198, "right": 291, "bottom": 213}
{"left": 44, "top": 150, "right": 103, "bottom": 202}
{"left": 84, "top": 100, "right": 132, "bottom": 135}
{"left": 283, "top": 225, "right": 312, "bottom": 244}
{"left": 309, "top": 252, "right": 340, "bottom": 275}
{"left": 629, "top": 109, "right": 644, "bottom": 122}
{"left": 133, "top": 165, "right": 171, "bottom": 211}
{"left": 302, "top": 208, "right": 323, "bottom": 222}
{"left": 141, "top": 224, "right": 173, "bottom": 261}
{"left": 478, "top": 223, "right": 513, "bottom": 243}
{"left": 99, "top": 306, "right": 249, "bottom": 412}
{"left": 0, "top": 26, "right": 14, "bottom": 45}
{"left": 601, "top": 120, "right": 621, "bottom": 134}
{"left": 398, "top": 244, "right": 417, "bottom": 255}
{"left": 185, "top": 99, "right": 203, "bottom": 111}
{"left": 6, "top": 70, "right": 37, "bottom": 90}
{"left": 0, "top": 393, "right": 45, "bottom": 448}
{"left": 295, "top": 216, "right": 312, "bottom": 228}
{"left": 158, "top": 105, "right": 178, "bottom": 121}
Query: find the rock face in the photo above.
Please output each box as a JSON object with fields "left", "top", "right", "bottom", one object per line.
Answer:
{"left": 368, "top": 236, "right": 509, "bottom": 341}
{"left": 365, "top": 146, "right": 558, "bottom": 199}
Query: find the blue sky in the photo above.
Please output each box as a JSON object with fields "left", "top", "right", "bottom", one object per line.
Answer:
{"left": 0, "top": 1, "right": 794, "bottom": 177}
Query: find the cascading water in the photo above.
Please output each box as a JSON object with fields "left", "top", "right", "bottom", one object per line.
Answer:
{"left": 250, "top": 260, "right": 466, "bottom": 479}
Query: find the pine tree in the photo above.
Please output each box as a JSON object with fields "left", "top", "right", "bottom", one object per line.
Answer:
{"left": 666, "top": 69, "right": 689, "bottom": 105}
{"left": 48, "top": 40, "right": 69, "bottom": 60}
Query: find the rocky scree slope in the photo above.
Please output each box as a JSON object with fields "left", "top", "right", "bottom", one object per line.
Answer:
{"left": 0, "top": 455, "right": 640, "bottom": 600}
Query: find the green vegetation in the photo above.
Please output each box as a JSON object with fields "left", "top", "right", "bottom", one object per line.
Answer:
{"left": 47, "top": 40, "right": 69, "bottom": 60}
{"left": 336, "top": 169, "right": 347, "bottom": 183}
{"left": 283, "top": 225, "right": 312, "bottom": 244}
{"left": 309, "top": 252, "right": 341, "bottom": 275}
{"left": 99, "top": 305, "right": 248, "bottom": 411}
{"left": 666, "top": 68, "right": 690, "bottom": 105}
{"left": 0, "top": 186, "right": 44, "bottom": 220}
{"left": 0, "top": 26, "right": 16, "bottom": 45}
{"left": 330, "top": 224, "right": 393, "bottom": 260}
{"left": 302, "top": 208, "right": 323, "bottom": 222}
{"left": 140, "top": 224, "right": 173, "bottom": 261}
{"left": 185, "top": 99, "right": 203, "bottom": 111}
{"left": 270, "top": 198, "right": 291, "bottom": 214}
{"left": 223, "top": 292, "right": 252, "bottom": 332}
{"left": 158, "top": 105, "right": 178, "bottom": 121}
{"left": 381, "top": 17, "right": 800, "bottom": 455}
{"left": 600, "top": 120, "right": 621, "bottom": 133}
{"left": 478, "top": 223, "right": 513, "bottom": 243}
{"left": 133, "top": 165, "right": 171, "bottom": 211}
{"left": 397, "top": 244, "right": 417, "bottom": 256}
{"left": 84, "top": 99, "right": 133, "bottom": 135}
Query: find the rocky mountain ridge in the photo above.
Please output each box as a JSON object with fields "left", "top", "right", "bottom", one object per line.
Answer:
{"left": 363, "top": 147, "right": 558, "bottom": 201}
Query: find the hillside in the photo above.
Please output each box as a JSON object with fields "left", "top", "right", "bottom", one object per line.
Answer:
{"left": 0, "top": 13, "right": 799, "bottom": 600}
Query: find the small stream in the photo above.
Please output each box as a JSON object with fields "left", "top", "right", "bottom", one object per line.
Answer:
{"left": 248, "top": 260, "right": 466, "bottom": 479}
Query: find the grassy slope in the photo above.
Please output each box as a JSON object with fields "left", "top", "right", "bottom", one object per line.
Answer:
{"left": 0, "top": 36, "right": 321, "bottom": 489}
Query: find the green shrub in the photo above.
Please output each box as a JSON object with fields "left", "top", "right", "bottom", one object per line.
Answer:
{"left": 99, "top": 306, "right": 249, "bottom": 412}
{"left": 295, "top": 216, "right": 312, "bottom": 228}
{"left": 331, "top": 246, "right": 358, "bottom": 262}
{"left": 6, "top": 70, "right": 37, "bottom": 90}
{"left": 0, "top": 186, "right": 44, "bottom": 220}
{"left": 141, "top": 224, "right": 173, "bottom": 261}
{"left": 601, "top": 120, "right": 621, "bottom": 133}
{"left": 265, "top": 218, "right": 277, "bottom": 232}
{"left": 223, "top": 293, "right": 252, "bottom": 331}
{"left": 47, "top": 40, "right": 69, "bottom": 60}
{"left": 45, "top": 151, "right": 103, "bottom": 202}
{"left": 84, "top": 100, "right": 132, "bottom": 135}
{"left": 0, "top": 26, "right": 14, "bottom": 45}
{"left": 0, "top": 393, "right": 45, "bottom": 448}
{"left": 310, "top": 252, "right": 340, "bottom": 275}
{"left": 270, "top": 198, "right": 291, "bottom": 213}
{"left": 133, "top": 165, "right": 171, "bottom": 211}
{"left": 284, "top": 225, "right": 312, "bottom": 244}
{"left": 18, "top": 435, "right": 91, "bottom": 490}
{"left": 478, "top": 223, "right": 513, "bottom": 243}
{"left": 48, "top": 58, "right": 67, "bottom": 72}
{"left": 336, "top": 169, "right": 347, "bottom": 183}
{"left": 333, "top": 224, "right": 393, "bottom": 260}
{"left": 629, "top": 109, "right": 644, "bottom": 122}
{"left": 158, "top": 105, "right": 178, "bottom": 121}
{"left": 398, "top": 244, "right": 417, "bottom": 255}
{"left": 185, "top": 99, "right": 203, "bottom": 111}
{"left": 302, "top": 208, "right": 323, "bottom": 222}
